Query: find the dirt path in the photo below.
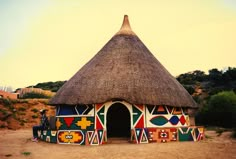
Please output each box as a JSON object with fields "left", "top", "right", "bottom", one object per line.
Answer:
{"left": 0, "top": 129, "right": 236, "bottom": 159}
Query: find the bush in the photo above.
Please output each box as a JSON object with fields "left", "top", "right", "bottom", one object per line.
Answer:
{"left": 31, "top": 108, "right": 38, "bottom": 113}
{"left": 18, "top": 107, "right": 26, "bottom": 111}
{"left": 196, "top": 91, "right": 236, "bottom": 128}
{"left": 31, "top": 115, "right": 38, "bottom": 119}
{"left": 21, "top": 92, "right": 50, "bottom": 99}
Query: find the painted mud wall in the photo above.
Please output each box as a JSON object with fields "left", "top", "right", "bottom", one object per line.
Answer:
{"left": 41, "top": 101, "right": 204, "bottom": 145}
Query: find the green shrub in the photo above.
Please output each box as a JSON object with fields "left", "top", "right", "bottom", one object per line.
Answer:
{"left": 31, "top": 108, "right": 38, "bottom": 113}
{"left": 22, "top": 152, "right": 31, "bottom": 156}
{"left": 196, "top": 91, "right": 236, "bottom": 128}
{"left": 21, "top": 92, "right": 50, "bottom": 99}
{"left": 18, "top": 107, "right": 26, "bottom": 111}
{"left": 31, "top": 115, "right": 38, "bottom": 119}
{"left": 0, "top": 109, "right": 8, "bottom": 115}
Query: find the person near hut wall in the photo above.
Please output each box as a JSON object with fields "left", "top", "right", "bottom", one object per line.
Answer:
{"left": 31, "top": 109, "right": 49, "bottom": 142}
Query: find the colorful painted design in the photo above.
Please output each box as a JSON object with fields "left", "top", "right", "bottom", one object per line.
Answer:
{"left": 77, "top": 104, "right": 94, "bottom": 115}
{"left": 64, "top": 117, "right": 74, "bottom": 127}
{"left": 153, "top": 105, "right": 168, "bottom": 114}
{"left": 56, "top": 117, "right": 94, "bottom": 130}
{"left": 85, "top": 129, "right": 106, "bottom": 145}
{"left": 179, "top": 115, "right": 186, "bottom": 125}
{"left": 147, "top": 128, "right": 177, "bottom": 143}
{"left": 167, "top": 106, "right": 173, "bottom": 114}
{"left": 76, "top": 117, "right": 94, "bottom": 130}
{"left": 172, "top": 107, "right": 182, "bottom": 115}
{"left": 194, "top": 127, "right": 204, "bottom": 141}
{"left": 131, "top": 128, "right": 148, "bottom": 144}
{"left": 150, "top": 116, "right": 168, "bottom": 126}
{"left": 56, "top": 118, "right": 62, "bottom": 129}
{"left": 58, "top": 130, "right": 84, "bottom": 144}
{"left": 132, "top": 105, "right": 144, "bottom": 128}
{"left": 169, "top": 116, "right": 179, "bottom": 125}
{"left": 178, "top": 127, "right": 194, "bottom": 141}
{"left": 40, "top": 130, "right": 57, "bottom": 143}
{"left": 96, "top": 104, "right": 105, "bottom": 129}
{"left": 147, "top": 105, "right": 168, "bottom": 115}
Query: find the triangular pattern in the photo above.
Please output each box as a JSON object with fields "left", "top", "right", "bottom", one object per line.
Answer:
{"left": 132, "top": 105, "right": 142, "bottom": 126}
{"left": 167, "top": 106, "right": 173, "bottom": 114}
{"left": 140, "top": 129, "right": 148, "bottom": 143}
{"left": 153, "top": 105, "right": 168, "bottom": 114}
{"left": 87, "top": 131, "right": 93, "bottom": 142}
{"left": 98, "top": 130, "right": 104, "bottom": 143}
{"left": 172, "top": 107, "right": 182, "bottom": 115}
{"left": 135, "top": 129, "right": 141, "bottom": 139}
{"left": 96, "top": 104, "right": 103, "bottom": 111}
{"left": 91, "top": 131, "right": 99, "bottom": 145}
{"left": 77, "top": 105, "right": 87, "bottom": 114}
{"left": 83, "top": 104, "right": 94, "bottom": 115}
{"left": 63, "top": 117, "right": 74, "bottom": 128}
{"left": 136, "top": 104, "right": 143, "bottom": 111}
{"left": 146, "top": 105, "right": 154, "bottom": 114}
{"left": 96, "top": 117, "right": 103, "bottom": 129}
{"left": 135, "top": 115, "right": 144, "bottom": 128}
{"left": 97, "top": 106, "right": 105, "bottom": 125}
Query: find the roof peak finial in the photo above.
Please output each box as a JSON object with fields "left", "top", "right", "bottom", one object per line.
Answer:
{"left": 116, "top": 15, "right": 136, "bottom": 36}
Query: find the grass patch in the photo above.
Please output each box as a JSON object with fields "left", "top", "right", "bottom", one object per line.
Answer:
{"left": 215, "top": 128, "right": 228, "bottom": 136}
{"left": 22, "top": 152, "right": 31, "bottom": 156}
{"left": 31, "top": 108, "right": 38, "bottom": 113}
{"left": 204, "top": 135, "right": 213, "bottom": 139}
{"left": 31, "top": 115, "right": 38, "bottom": 119}
{"left": 18, "top": 107, "right": 26, "bottom": 111}
{"left": 0, "top": 108, "right": 8, "bottom": 115}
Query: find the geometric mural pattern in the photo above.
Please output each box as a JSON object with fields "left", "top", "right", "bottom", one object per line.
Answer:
{"left": 147, "top": 128, "right": 177, "bottom": 143}
{"left": 85, "top": 129, "right": 106, "bottom": 145}
{"left": 95, "top": 104, "right": 105, "bottom": 129}
{"left": 131, "top": 128, "right": 148, "bottom": 144}
{"left": 56, "top": 117, "right": 94, "bottom": 130}
{"left": 131, "top": 127, "right": 204, "bottom": 143}
{"left": 149, "top": 115, "right": 189, "bottom": 126}
{"left": 57, "top": 130, "right": 84, "bottom": 144}
{"left": 40, "top": 130, "right": 57, "bottom": 143}
{"left": 132, "top": 105, "right": 145, "bottom": 128}
{"left": 50, "top": 102, "right": 204, "bottom": 145}
{"left": 56, "top": 130, "right": 106, "bottom": 145}
{"left": 146, "top": 105, "right": 190, "bottom": 127}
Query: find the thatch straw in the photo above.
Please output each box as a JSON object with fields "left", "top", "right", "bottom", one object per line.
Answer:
{"left": 49, "top": 15, "right": 198, "bottom": 108}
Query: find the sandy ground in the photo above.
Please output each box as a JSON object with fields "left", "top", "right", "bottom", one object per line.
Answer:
{"left": 0, "top": 129, "right": 236, "bottom": 159}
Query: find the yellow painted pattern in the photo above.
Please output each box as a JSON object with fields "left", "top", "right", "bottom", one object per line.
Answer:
{"left": 58, "top": 131, "right": 82, "bottom": 143}
{"left": 76, "top": 117, "right": 93, "bottom": 129}
{"left": 56, "top": 118, "right": 62, "bottom": 129}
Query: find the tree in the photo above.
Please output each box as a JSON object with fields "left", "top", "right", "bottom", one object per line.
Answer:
{"left": 196, "top": 91, "right": 236, "bottom": 128}
{"left": 208, "top": 68, "right": 223, "bottom": 85}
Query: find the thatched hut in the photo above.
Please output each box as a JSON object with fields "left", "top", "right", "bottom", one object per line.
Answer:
{"left": 44, "top": 15, "right": 204, "bottom": 145}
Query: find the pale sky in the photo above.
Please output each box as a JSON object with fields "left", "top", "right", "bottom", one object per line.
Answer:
{"left": 0, "top": 0, "right": 236, "bottom": 90}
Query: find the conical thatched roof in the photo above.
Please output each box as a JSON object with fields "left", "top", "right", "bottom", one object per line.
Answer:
{"left": 49, "top": 15, "right": 198, "bottom": 108}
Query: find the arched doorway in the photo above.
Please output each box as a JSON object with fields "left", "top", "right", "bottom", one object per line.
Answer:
{"left": 106, "top": 103, "right": 131, "bottom": 138}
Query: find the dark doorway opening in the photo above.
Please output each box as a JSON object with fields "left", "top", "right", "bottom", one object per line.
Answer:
{"left": 107, "top": 103, "right": 131, "bottom": 138}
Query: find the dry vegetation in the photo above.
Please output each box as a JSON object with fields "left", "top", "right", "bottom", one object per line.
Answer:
{"left": 0, "top": 99, "right": 55, "bottom": 129}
